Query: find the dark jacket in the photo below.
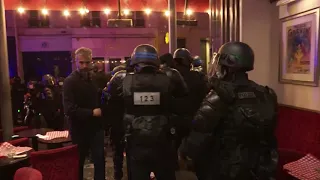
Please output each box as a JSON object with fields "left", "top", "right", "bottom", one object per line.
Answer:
{"left": 93, "top": 71, "right": 112, "bottom": 90}
{"left": 63, "top": 71, "right": 103, "bottom": 135}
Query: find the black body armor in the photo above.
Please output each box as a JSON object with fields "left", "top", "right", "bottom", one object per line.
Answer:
{"left": 122, "top": 71, "right": 172, "bottom": 146}
{"left": 180, "top": 42, "right": 278, "bottom": 180}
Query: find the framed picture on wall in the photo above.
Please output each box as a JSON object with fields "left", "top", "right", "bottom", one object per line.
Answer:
{"left": 279, "top": 8, "right": 320, "bottom": 86}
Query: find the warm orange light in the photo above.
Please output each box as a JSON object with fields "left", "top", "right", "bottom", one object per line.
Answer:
{"left": 123, "top": 9, "right": 130, "bottom": 15}
{"left": 206, "top": 9, "right": 211, "bottom": 14}
{"left": 164, "top": 10, "right": 170, "bottom": 17}
{"left": 17, "top": 7, "right": 25, "bottom": 14}
{"left": 104, "top": 8, "right": 111, "bottom": 15}
{"left": 186, "top": 9, "right": 193, "bottom": 16}
{"left": 63, "top": 10, "right": 70, "bottom": 17}
{"left": 144, "top": 8, "right": 152, "bottom": 15}
{"left": 41, "top": 8, "right": 49, "bottom": 15}
{"left": 79, "top": 9, "right": 85, "bottom": 15}
{"left": 79, "top": 8, "right": 89, "bottom": 15}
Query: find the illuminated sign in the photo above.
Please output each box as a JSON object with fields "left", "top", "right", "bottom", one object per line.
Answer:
{"left": 165, "top": 32, "right": 169, "bottom": 44}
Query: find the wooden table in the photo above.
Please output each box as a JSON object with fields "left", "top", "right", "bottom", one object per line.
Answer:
{"left": 16, "top": 128, "right": 53, "bottom": 151}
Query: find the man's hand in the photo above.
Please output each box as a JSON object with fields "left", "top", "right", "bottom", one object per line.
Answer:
{"left": 93, "top": 108, "right": 102, "bottom": 117}
{"left": 178, "top": 155, "right": 188, "bottom": 170}
{"left": 178, "top": 152, "right": 194, "bottom": 171}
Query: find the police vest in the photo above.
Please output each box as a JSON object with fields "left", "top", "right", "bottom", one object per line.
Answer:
{"left": 122, "top": 72, "right": 171, "bottom": 116}
{"left": 122, "top": 71, "right": 172, "bottom": 146}
{"left": 213, "top": 81, "right": 277, "bottom": 179}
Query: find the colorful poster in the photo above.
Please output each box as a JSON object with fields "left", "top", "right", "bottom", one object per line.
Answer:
{"left": 286, "top": 21, "right": 312, "bottom": 74}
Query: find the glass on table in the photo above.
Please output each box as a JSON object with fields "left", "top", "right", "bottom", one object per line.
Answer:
{"left": 7, "top": 149, "right": 16, "bottom": 158}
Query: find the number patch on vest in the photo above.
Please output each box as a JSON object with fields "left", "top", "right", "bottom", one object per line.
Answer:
{"left": 133, "top": 92, "right": 160, "bottom": 105}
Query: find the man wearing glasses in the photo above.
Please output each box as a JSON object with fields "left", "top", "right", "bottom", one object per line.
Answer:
{"left": 63, "top": 47, "right": 106, "bottom": 180}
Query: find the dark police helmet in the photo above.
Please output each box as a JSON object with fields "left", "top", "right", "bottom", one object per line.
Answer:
{"left": 218, "top": 42, "right": 254, "bottom": 71}
{"left": 173, "top": 48, "right": 192, "bottom": 67}
{"left": 130, "top": 44, "right": 160, "bottom": 67}
{"left": 12, "top": 76, "right": 22, "bottom": 84}
{"left": 42, "top": 74, "right": 56, "bottom": 87}
{"left": 208, "top": 42, "right": 254, "bottom": 79}
{"left": 160, "top": 53, "right": 173, "bottom": 64}
{"left": 192, "top": 56, "right": 203, "bottom": 67}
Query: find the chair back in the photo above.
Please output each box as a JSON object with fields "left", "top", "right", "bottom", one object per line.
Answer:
{"left": 30, "top": 145, "right": 79, "bottom": 180}
{"left": 7, "top": 137, "right": 29, "bottom": 147}
{"left": 14, "top": 167, "right": 43, "bottom": 180}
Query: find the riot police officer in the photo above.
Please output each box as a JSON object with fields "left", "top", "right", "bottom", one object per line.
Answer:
{"left": 159, "top": 53, "right": 188, "bottom": 100}
{"left": 172, "top": 48, "right": 208, "bottom": 153}
{"left": 41, "top": 74, "right": 61, "bottom": 129}
{"left": 179, "top": 42, "right": 278, "bottom": 180}
{"left": 102, "top": 64, "right": 127, "bottom": 180}
{"left": 191, "top": 55, "right": 209, "bottom": 89}
{"left": 102, "top": 61, "right": 133, "bottom": 180}
{"left": 24, "top": 80, "right": 46, "bottom": 128}
{"left": 159, "top": 52, "right": 190, "bottom": 170}
{"left": 159, "top": 53, "right": 174, "bottom": 69}
{"left": 191, "top": 55, "right": 203, "bottom": 73}
{"left": 93, "top": 60, "right": 112, "bottom": 92}
{"left": 42, "top": 74, "right": 57, "bottom": 100}
{"left": 112, "top": 65, "right": 126, "bottom": 76}
{"left": 173, "top": 48, "right": 208, "bottom": 115}
{"left": 105, "top": 44, "right": 188, "bottom": 180}
{"left": 11, "top": 76, "right": 26, "bottom": 125}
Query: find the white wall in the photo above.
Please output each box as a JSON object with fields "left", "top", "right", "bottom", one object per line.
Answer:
{"left": 241, "top": 0, "right": 320, "bottom": 111}
{"left": 279, "top": 0, "right": 320, "bottom": 19}
{"left": 5, "top": 11, "right": 210, "bottom": 56}
{"left": 19, "top": 36, "right": 72, "bottom": 51}
{"left": 72, "top": 37, "right": 155, "bottom": 57}
{"left": 241, "top": 0, "right": 280, "bottom": 88}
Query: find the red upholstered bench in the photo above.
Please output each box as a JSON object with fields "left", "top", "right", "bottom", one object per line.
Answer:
{"left": 0, "top": 126, "right": 29, "bottom": 142}
{"left": 276, "top": 105, "right": 320, "bottom": 179}
{"left": 13, "top": 126, "right": 29, "bottom": 133}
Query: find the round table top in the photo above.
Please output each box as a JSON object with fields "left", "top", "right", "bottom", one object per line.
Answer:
{"left": 0, "top": 153, "right": 31, "bottom": 180}
{"left": 16, "top": 128, "right": 53, "bottom": 138}
{"left": 38, "top": 136, "right": 72, "bottom": 144}
{"left": 0, "top": 154, "right": 29, "bottom": 167}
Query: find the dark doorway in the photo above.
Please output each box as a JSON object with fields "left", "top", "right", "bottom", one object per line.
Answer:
{"left": 7, "top": 36, "right": 17, "bottom": 78}
{"left": 22, "top": 51, "right": 72, "bottom": 82}
{"left": 200, "top": 39, "right": 209, "bottom": 72}
{"left": 177, "top": 38, "right": 186, "bottom": 48}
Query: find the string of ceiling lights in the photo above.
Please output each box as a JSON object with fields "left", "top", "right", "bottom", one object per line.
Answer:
{"left": 16, "top": 7, "right": 205, "bottom": 17}
{"left": 12, "top": 0, "right": 220, "bottom": 18}
{"left": 14, "top": 0, "right": 216, "bottom": 18}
